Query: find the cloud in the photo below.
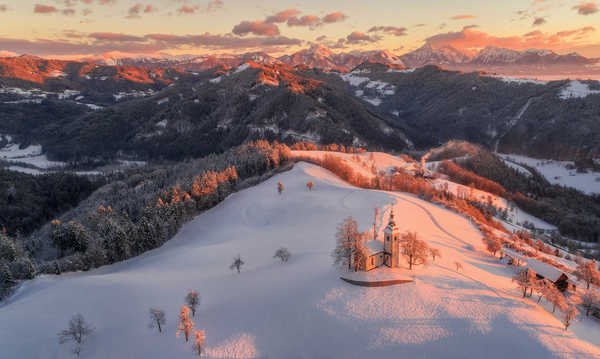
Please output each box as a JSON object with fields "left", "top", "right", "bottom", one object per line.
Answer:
{"left": 0, "top": 31, "right": 302, "bottom": 57}
{"left": 533, "top": 17, "right": 546, "bottom": 26}
{"left": 345, "top": 31, "right": 380, "bottom": 44}
{"left": 424, "top": 26, "right": 596, "bottom": 52}
{"left": 126, "top": 3, "right": 155, "bottom": 19}
{"left": 287, "top": 15, "right": 321, "bottom": 29}
{"left": 177, "top": 5, "right": 198, "bottom": 14}
{"left": 368, "top": 26, "right": 407, "bottom": 37}
{"left": 322, "top": 11, "right": 347, "bottom": 23}
{"left": 34, "top": 4, "right": 58, "bottom": 14}
{"left": 232, "top": 21, "right": 280, "bottom": 36}
{"left": 451, "top": 14, "right": 476, "bottom": 20}
{"left": 206, "top": 0, "right": 223, "bottom": 12}
{"left": 89, "top": 32, "right": 145, "bottom": 42}
{"left": 262, "top": 9, "right": 346, "bottom": 29}
{"left": 572, "top": 2, "right": 598, "bottom": 15}
{"left": 265, "top": 9, "right": 301, "bottom": 23}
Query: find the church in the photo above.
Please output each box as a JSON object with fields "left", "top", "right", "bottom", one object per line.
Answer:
{"left": 362, "top": 211, "right": 402, "bottom": 271}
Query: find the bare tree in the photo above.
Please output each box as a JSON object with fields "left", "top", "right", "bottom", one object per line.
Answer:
{"left": 372, "top": 207, "right": 378, "bottom": 241}
{"left": 429, "top": 248, "right": 441, "bottom": 262}
{"left": 562, "top": 305, "right": 578, "bottom": 331}
{"left": 176, "top": 305, "right": 194, "bottom": 342}
{"left": 192, "top": 329, "right": 206, "bottom": 356}
{"left": 576, "top": 288, "right": 600, "bottom": 316}
{"left": 574, "top": 261, "right": 600, "bottom": 289}
{"left": 273, "top": 247, "right": 291, "bottom": 263}
{"left": 485, "top": 237, "right": 502, "bottom": 257}
{"left": 230, "top": 255, "right": 244, "bottom": 274}
{"left": 149, "top": 308, "right": 166, "bottom": 333}
{"left": 277, "top": 182, "right": 284, "bottom": 195}
{"left": 533, "top": 278, "right": 552, "bottom": 303}
{"left": 58, "top": 314, "right": 94, "bottom": 357}
{"left": 332, "top": 216, "right": 359, "bottom": 271}
{"left": 455, "top": 262, "right": 463, "bottom": 272}
{"left": 353, "top": 232, "right": 369, "bottom": 272}
{"left": 306, "top": 181, "right": 314, "bottom": 191}
{"left": 400, "top": 232, "right": 429, "bottom": 270}
{"left": 185, "top": 290, "right": 201, "bottom": 317}
{"left": 513, "top": 268, "right": 536, "bottom": 298}
{"left": 546, "top": 285, "right": 567, "bottom": 313}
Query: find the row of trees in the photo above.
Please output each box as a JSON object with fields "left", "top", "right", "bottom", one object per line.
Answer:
{"left": 294, "top": 153, "right": 507, "bottom": 235}
{"left": 56, "top": 289, "right": 207, "bottom": 357}
{"left": 290, "top": 142, "right": 366, "bottom": 154}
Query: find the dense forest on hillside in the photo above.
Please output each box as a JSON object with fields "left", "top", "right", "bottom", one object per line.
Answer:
{"left": 0, "top": 170, "right": 103, "bottom": 236}
{"left": 1, "top": 141, "right": 291, "bottom": 300}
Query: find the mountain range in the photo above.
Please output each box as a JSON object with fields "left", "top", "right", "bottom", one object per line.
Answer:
{"left": 1, "top": 53, "right": 599, "bottom": 167}
{"left": 72, "top": 44, "right": 598, "bottom": 73}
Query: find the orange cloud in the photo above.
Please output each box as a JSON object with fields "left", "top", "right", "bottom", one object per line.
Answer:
{"left": 265, "top": 9, "right": 301, "bottom": 23}
{"left": 34, "top": 4, "right": 58, "bottom": 14}
{"left": 322, "top": 12, "right": 347, "bottom": 24}
{"left": 425, "top": 26, "right": 596, "bottom": 52}
{"left": 451, "top": 14, "right": 476, "bottom": 20}
{"left": 232, "top": 21, "right": 280, "bottom": 36}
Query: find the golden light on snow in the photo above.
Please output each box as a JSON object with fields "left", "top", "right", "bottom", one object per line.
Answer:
{"left": 205, "top": 333, "right": 259, "bottom": 359}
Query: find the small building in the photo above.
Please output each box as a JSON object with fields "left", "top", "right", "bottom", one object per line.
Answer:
{"left": 362, "top": 211, "right": 402, "bottom": 271}
{"left": 502, "top": 248, "right": 576, "bottom": 292}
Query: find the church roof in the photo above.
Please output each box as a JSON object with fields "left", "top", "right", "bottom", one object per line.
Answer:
{"left": 364, "top": 240, "right": 384, "bottom": 256}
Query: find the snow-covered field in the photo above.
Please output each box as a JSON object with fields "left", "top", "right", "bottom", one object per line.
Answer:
{"left": 559, "top": 81, "right": 600, "bottom": 100}
{"left": 0, "top": 140, "right": 66, "bottom": 171}
{"left": 2, "top": 158, "right": 599, "bottom": 358}
{"left": 499, "top": 154, "right": 600, "bottom": 195}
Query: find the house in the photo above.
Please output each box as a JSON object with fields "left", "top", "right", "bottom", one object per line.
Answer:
{"left": 362, "top": 211, "right": 402, "bottom": 271}
{"left": 502, "top": 248, "right": 576, "bottom": 292}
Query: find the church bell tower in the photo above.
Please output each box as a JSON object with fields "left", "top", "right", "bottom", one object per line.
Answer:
{"left": 383, "top": 210, "right": 400, "bottom": 267}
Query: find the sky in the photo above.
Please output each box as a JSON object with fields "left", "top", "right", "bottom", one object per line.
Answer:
{"left": 1, "top": 0, "right": 600, "bottom": 59}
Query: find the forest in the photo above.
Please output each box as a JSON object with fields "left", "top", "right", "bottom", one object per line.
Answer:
{"left": 1, "top": 141, "right": 292, "bottom": 299}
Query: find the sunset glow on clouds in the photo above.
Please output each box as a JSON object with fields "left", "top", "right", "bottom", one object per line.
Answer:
{"left": 0, "top": 0, "right": 599, "bottom": 58}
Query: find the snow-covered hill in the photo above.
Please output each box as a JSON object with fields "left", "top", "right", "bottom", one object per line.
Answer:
{"left": 499, "top": 154, "right": 600, "bottom": 195}
{"left": 1, "top": 157, "right": 599, "bottom": 358}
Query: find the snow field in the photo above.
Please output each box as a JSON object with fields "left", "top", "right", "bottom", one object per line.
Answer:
{"left": 2, "top": 159, "right": 600, "bottom": 358}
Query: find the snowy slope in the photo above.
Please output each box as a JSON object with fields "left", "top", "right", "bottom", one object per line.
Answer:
{"left": 499, "top": 154, "right": 600, "bottom": 195}
{"left": 1, "top": 161, "right": 600, "bottom": 358}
